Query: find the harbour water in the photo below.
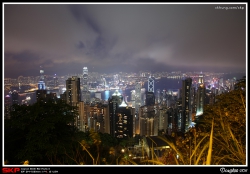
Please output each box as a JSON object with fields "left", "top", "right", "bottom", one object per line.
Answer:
{"left": 91, "top": 77, "right": 183, "bottom": 101}
{"left": 90, "top": 72, "right": 246, "bottom": 101}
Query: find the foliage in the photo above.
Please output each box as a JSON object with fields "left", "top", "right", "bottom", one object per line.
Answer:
{"left": 195, "top": 77, "right": 246, "bottom": 165}
{"left": 153, "top": 77, "right": 246, "bottom": 165}
{"left": 4, "top": 77, "right": 246, "bottom": 165}
{"left": 4, "top": 99, "right": 78, "bottom": 164}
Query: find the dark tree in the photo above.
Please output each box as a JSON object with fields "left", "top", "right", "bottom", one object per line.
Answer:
{"left": 4, "top": 99, "right": 78, "bottom": 165}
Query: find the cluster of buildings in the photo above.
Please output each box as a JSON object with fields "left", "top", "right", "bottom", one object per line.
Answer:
{"left": 5, "top": 66, "right": 237, "bottom": 141}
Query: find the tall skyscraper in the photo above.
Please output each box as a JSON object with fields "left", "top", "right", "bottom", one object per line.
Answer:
{"left": 198, "top": 72, "right": 204, "bottom": 85}
{"left": 117, "top": 97, "right": 133, "bottom": 138}
{"left": 53, "top": 74, "right": 59, "bottom": 88}
{"left": 148, "top": 75, "right": 154, "bottom": 93}
{"left": 82, "top": 67, "right": 91, "bottom": 103}
{"left": 65, "top": 76, "right": 82, "bottom": 129}
{"left": 134, "top": 81, "right": 142, "bottom": 135}
{"left": 135, "top": 81, "right": 142, "bottom": 111}
{"left": 196, "top": 73, "right": 206, "bottom": 117}
{"left": 11, "top": 90, "right": 19, "bottom": 105}
{"left": 82, "top": 67, "right": 88, "bottom": 91}
{"left": 88, "top": 104, "right": 105, "bottom": 133}
{"left": 66, "top": 76, "right": 81, "bottom": 106}
{"left": 78, "top": 101, "right": 87, "bottom": 132}
{"left": 140, "top": 105, "right": 156, "bottom": 136}
{"left": 108, "top": 90, "right": 123, "bottom": 138}
{"left": 36, "top": 66, "right": 47, "bottom": 102}
{"left": 181, "top": 77, "right": 192, "bottom": 133}
{"left": 38, "top": 66, "right": 46, "bottom": 90}
{"left": 113, "top": 74, "right": 119, "bottom": 86}
{"left": 36, "top": 90, "right": 47, "bottom": 103}
{"left": 155, "top": 89, "right": 161, "bottom": 104}
{"left": 145, "top": 91, "right": 155, "bottom": 106}
{"left": 4, "top": 94, "right": 12, "bottom": 119}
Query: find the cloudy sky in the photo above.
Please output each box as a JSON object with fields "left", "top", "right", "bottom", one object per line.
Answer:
{"left": 3, "top": 3, "right": 247, "bottom": 78}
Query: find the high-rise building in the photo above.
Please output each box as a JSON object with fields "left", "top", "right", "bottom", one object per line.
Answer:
{"left": 198, "top": 72, "right": 204, "bottom": 85}
{"left": 36, "top": 90, "right": 47, "bottom": 102}
{"left": 196, "top": 84, "right": 205, "bottom": 117}
{"left": 194, "top": 72, "right": 206, "bottom": 119}
{"left": 88, "top": 104, "right": 105, "bottom": 133}
{"left": 108, "top": 90, "right": 123, "bottom": 137}
{"left": 155, "top": 89, "right": 161, "bottom": 104}
{"left": 103, "top": 105, "right": 110, "bottom": 134}
{"left": 145, "top": 91, "right": 155, "bottom": 106}
{"left": 148, "top": 75, "right": 154, "bottom": 93}
{"left": 113, "top": 74, "right": 119, "bottom": 86}
{"left": 167, "top": 107, "right": 176, "bottom": 135}
{"left": 78, "top": 101, "right": 87, "bottom": 132}
{"left": 181, "top": 77, "right": 192, "bottom": 133}
{"left": 65, "top": 76, "right": 82, "bottom": 129}
{"left": 82, "top": 91, "right": 91, "bottom": 104}
{"left": 135, "top": 81, "right": 142, "bottom": 110}
{"left": 11, "top": 90, "right": 19, "bottom": 105}
{"left": 82, "top": 67, "right": 88, "bottom": 91}
{"left": 130, "top": 89, "right": 136, "bottom": 108}
{"left": 38, "top": 66, "right": 46, "bottom": 90}
{"left": 82, "top": 67, "right": 91, "bottom": 104}
{"left": 108, "top": 90, "right": 134, "bottom": 138}
{"left": 4, "top": 94, "right": 12, "bottom": 119}
{"left": 140, "top": 105, "right": 156, "bottom": 136}
{"left": 66, "top": 76, "right": 81, "bottom": 106}
{"left": 141, "top": 88, "right": 146, "bottom": 106}
{"left": 191, "top": 86, "right": 197, "bottom": 122}
{"left": 36, "top": 67, "right": 47, "bottom": 102}
{"left": 53, "top": 74, "right": 59, "bottom": 88}
{"left": 158, "top": 107, "right": 168, "bottom": 134}
{"left": 134, "top": 81, "right": 142, "bottom": 135}
{"left": 117, "top": 98, "right": 133, "bottom": 138}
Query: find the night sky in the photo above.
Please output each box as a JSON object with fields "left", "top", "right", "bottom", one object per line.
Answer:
{"left": 3, "top": 3, "right": 247, "bottom": 78}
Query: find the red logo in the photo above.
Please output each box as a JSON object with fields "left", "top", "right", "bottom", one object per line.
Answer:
{"left": 2, "top": 168, "right": 21, "bottom": 173}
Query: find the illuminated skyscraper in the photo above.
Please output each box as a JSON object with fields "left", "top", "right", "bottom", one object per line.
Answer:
{"left": 134, "top": 81, "right": 142, "bottom": 135}
{"left": 198, "top": 72, "right": 204, "bottom": 85}
{"left": 53, "top": 74, "right": 59, "bottom": 88}
{"left": 140, "top": 105, "right": 156, "bottom": 136}
{"left": 181, "top": 77, "right": 192, "bottom": 133}
{"left": 66, "top": 76, "right": 81, "bottom": 106}
{"left": 65, "top": 76, "right": 82, "bottom": 129}
{"left": 108, "top": 90, "right": 123, "bottom": 138}
{"left": 82, "top": 67, "right": 88, "bottom": 91}
{"left": 158, "top": 108, "right": 168, "bottom": 134}
{"left": 11, "top": 90, "right": 19, "bottom": 105}
{"left": 40, "top": 66, "right": 44, "bottom": 81}
{"left": 196, "top": 73, "right": 206, "bottom": 117}
{"left": 36, "top": 66, "right": 47, "bottom": 102}
{"left": 148, "top": 75, "right": 154, "bottom": 93}
{"left": 82, "top": 67, "right": 91, "bottom": 103}
{"left": 155, "top": 89, "right": 161, "bottom": 104}
{"left": 88, "top": 104, "right": 106, "bottom": 133}
{"left": 117, "top": 97, "right": 133, "bottom": 138}
{"left": 4, "top": 94, "right": 12, "bottom": 119}
{"left": 38, "top": 66, "right": 46, "bottom": 90}
{"left": 113, "top": 74, "right": 119, "bottom": 86}
{"left": 135, "top": 81, "right": 142, "bottom": 111}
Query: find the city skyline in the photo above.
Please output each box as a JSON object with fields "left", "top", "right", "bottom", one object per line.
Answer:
{"left": 3, "top": 3, "right": 247, "bottom": 79}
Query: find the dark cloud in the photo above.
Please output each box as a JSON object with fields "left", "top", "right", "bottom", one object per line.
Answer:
{"left": 4, "top": 51, "right": 45, "bottom": 77}
{"left": 3, "top": 3, "right": 246, "bottom": 78}
{"left": 76, "top": 41, "right": 85, "bottom": 49}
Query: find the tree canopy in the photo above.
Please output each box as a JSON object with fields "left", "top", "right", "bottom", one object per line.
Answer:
{"left": 4, "top": 99, "right": 78, "bottom": 164}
